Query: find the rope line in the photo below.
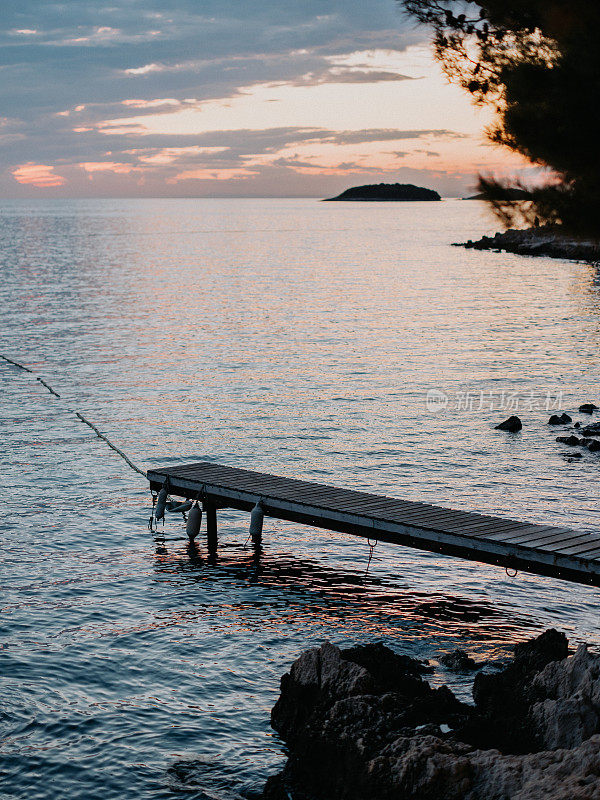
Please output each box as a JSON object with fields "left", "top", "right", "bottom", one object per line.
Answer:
{"left": 37, "top": 376, "right": 61, "bottom": 398}
{"left": 0, "top": 354, "right": 34, "bottom": 373}
{"left": 75, "top": 412, "right": 146, "bottom": 476}
{"left": 2, "top": 352, "right": 146, "bottom": 479}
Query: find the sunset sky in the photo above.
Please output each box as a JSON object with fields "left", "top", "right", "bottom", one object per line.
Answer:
{"left": 1, "top": 0, "right": 536, "bottom": 198}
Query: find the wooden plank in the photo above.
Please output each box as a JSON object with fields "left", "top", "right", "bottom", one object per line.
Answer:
{"left": 551, "top": 537, "right": 600, "bottom": 556}
{"left": 427, "top": 518, "right": 535, "bottom": 535}
{"left": 168, "top": 466, "right": 515, "bottom": 531}
{"left": 167, "top": 463, "right": 428, "bottom": 508}
{"left": 496, "top": 527, "right": 584, "bottom": 547}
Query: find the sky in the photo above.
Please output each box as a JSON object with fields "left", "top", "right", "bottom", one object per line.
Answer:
{"left": 0, "top": 0, "right": 535, "bottom": 198}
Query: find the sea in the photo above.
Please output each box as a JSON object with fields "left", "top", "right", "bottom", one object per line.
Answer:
{"left": 1, "top": 197, "right": 599, "bottom": 799}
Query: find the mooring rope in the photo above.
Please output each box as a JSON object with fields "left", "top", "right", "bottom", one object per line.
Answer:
{"left": 37, "top": 376, "right": 61, "bottom": 398}
{"left": 1, "top": 353, "right": 146, "bottom": 479}
{"left": 0, "top": 354, "right": 33, "bottom": 373}
{"left": 364, "top": 537, "right": 378, "bottom": 578}
{"left": 75, "top": 412, "right": 146, "bottom": 476}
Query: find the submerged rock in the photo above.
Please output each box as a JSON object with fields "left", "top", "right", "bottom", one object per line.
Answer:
{"left": 495, "top": 416, "right": 522, "bottom": 432}
{"left": 589, "top": 440, "right": 600, "bottom": 453}
{"left": 549, "top": 413, "right": 572, "bottom": 425}
{"left": 556, "top": 435, "right": 582, "bottom": 446}
{"left": 440, "top": 649, "right": 480, "bottom": 672}
{"left": 263, "top": 630, "right": 600, "bottom": 800}
{"left": 582, "top": 423, "right": 600, "bottom": 437}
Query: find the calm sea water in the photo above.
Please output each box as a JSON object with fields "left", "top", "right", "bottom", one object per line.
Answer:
{"left": 1, "top": 198, "right": 600, "bottom": 799}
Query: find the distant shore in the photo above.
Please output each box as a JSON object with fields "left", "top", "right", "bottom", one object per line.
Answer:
{"left": 456, "top": 226, "right": 600, "bottom": 262}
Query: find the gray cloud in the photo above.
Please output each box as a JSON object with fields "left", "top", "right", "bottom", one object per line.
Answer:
{"left": 0, "top": 2, "right": 422, "bottom": 115}
{"left": 0, "top": 0, "right": 466, "bottom": 196}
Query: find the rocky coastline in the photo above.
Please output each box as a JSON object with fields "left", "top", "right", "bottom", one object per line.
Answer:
{"left": 457, "top": 227, "right": 600, "bottom": 262}
{"left": 262, "top": 631, "right": 600, "bottom": 799}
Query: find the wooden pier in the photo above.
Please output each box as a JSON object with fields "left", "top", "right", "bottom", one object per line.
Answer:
{"left": 147, "top": 462, "right": 600, "bottom": 587}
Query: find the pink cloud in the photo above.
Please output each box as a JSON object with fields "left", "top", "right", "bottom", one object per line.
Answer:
{"left": 12, "top": 163, "right": 66, "bottom": 188}
{"left": 167, "top": 167, "right": 259, "bottom": 182}
{"left": 80, "top": 161, "right": 138, "bottom": 174}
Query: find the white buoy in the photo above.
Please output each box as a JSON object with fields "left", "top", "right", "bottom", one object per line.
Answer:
{"left": 186, "top": 502, "right": 203, "bottom": 540}
{"left": 249, "top": 501, "right": 264, "bottom": 543}
{"left": 155, "top": 484, "right": 169, "bottom": 522}
{"left": 167, "top": 500, "right": 193, "bottom": 514}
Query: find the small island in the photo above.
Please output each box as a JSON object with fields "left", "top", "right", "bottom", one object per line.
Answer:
{"left": 463, "top": 188, "right": 530, "bottom": 201}
{"left": 324, "top": 182, "right": 441, "bottom": 202}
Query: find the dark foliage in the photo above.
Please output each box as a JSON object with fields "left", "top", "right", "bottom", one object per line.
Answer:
{"left": 401, "top": 1, "right": 600, "bottom": 235}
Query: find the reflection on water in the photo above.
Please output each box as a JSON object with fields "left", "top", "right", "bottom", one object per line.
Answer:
{"left": 151, "top": 533, "right": 524, "bottom": 650}
{"left": 1, "top": 198, "right": 600, "bottom": 799}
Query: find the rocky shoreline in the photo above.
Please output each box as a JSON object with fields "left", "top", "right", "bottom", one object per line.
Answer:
{"left": 457, "top": 227, "right": 600, "bottom": 262}
{"left": 262, "top": 631, "right": 600, "bottom": 799}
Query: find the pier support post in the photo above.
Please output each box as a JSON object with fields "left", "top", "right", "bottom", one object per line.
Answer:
{"left": 204, "top": 501, "right": 218, "bottom": 552}
{"left": 249, "top": 501, "right": 264, "bottom": 545}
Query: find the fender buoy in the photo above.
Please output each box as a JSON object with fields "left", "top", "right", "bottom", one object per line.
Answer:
{"left": 186, "top": 502, "right": 202, "bottom": 540}
{"left": 249, "top": 501, "right": 264, "bottom": 542}
{"left": 167, "top": 500, "right": 193, "bottom": 514}
{"left": 155, "top": 484, "right": 169, "bottom": 522}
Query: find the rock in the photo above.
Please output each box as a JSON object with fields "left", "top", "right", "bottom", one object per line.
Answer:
{"left": 263, "top": 630, "right": 600, "bottom": 800}
{"left": 575, "top": 422, "right": 582, "bottom": 428}
{"left": 529, "top": 644, "right": 600, "bottom": 750}
{"left": 455, "top": 226, "right": 600, "bottom": 263}
{"left": 270, "top": 641, "right": 373, "bottom": 743}
{"left": 582, "top": 423, "right": 600, "bottom": 437}
{"left": 495, "top": 416, "right": 522, "bottom": 432}
{"left": 556, "top": 435, "right": 582, "bottom": 446}
{"left": 579, "top": 404, "right": 599, "bottom": 414}
{"left": 342, "top": 641, "right": 434, "bottom": 689}
{"left": 589, "top": 440, "right": 600, "bottom": 452}
{"left": 549, "top": 412, "right": 572, "bottom": 425}
{"left": 266, "top": 641, "right": 474, "bottom": 799}
{"left": 466, "top": 629, "right": 569, "bottom": 753}
{"left": 440, "top": 649, "right": 480, "bottom": 672}
{"left": 368, "top": 734, "right": 600, "bottom": 800}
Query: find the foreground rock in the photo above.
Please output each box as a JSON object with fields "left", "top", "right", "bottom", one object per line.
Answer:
{"left": 263, "top": 630, "right": 600, "bottom": 800}
{"left": 457, "top": 226, "right": 600, "bottom": 262}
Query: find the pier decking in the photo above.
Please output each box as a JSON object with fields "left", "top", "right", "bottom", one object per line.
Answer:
{"left": 147, "top": 462, "right": 600, "bottom": 587}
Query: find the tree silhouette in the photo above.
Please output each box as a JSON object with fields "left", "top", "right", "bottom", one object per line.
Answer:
{"left": 402, "top": 1, "right": 600, "bottom": 234}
